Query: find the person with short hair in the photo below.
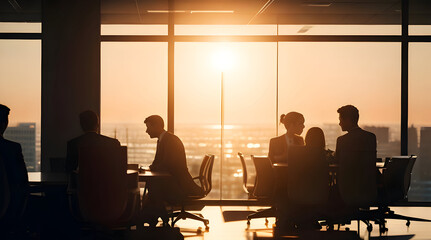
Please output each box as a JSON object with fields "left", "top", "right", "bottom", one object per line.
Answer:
{"left": 0, "top": 104, "right": 29, "bottom": 225}
{"left": 268, "top": 112, "right": 305, "bottom": 163}
{"left": 142, "top": 115, "right": 203, "bottom": 226}
{"left": 66, "top": 110, "right": 120, "bottom": 173}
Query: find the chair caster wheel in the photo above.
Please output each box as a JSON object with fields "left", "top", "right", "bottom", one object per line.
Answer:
{"left": 345, "top": 227, "right": 350, "bottom": 231}
{"left": 205, "top": 226, "right": 210, "bottom": 231}
{"left": 406, "top": 220, "right": 410, "bottom": 227}
{"left": 197, "top": 227, "right": 202, "bottom": 234}
{"left": 367, "top": 224, "right": 373, "bottom": 232}
{"left": 247, "top": 220, "right": 250, "bottom": 225}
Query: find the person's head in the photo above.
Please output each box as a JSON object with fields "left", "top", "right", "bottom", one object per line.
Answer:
{"left": 305, "top": 127, "right": 326, "bottom": 149}
{"left": 337, "top": 105, "right": 359, "bottom": 132}
{"left": 280, "top": 112, "right": 305, "bottom": 135}
{"left": 0, "top": 104, "right": 10, "bottom": 135}
{"left": 144, "top": 115, "right": 165, "bottom": 139}
{"left": 79, "top": 110, "right": 99, "bottom": 132}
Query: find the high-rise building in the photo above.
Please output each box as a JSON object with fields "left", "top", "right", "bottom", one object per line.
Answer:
{"left": 419, "top": 127, "right": 431, "bottom": 181}
{"left": 4, "top": 123, "right": 37, "bottom": 172}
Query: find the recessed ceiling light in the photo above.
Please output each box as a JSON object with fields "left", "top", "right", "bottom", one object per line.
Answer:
{"left": 147, "top": 10, "right": 186, "bottom": 13}
{"left": 304, "top": 3, "right": 332, "bottom": 7}
{"left": 190, "top": 10, "right": 234, "bottom": 14}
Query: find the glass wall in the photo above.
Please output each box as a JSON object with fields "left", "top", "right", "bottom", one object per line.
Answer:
{"left": 175, "top": 42, "right": 277, "bottom": 199}
{"left": 278, "top": 42, "right": 401, "bottom": 158}
{"left": 101, "top": 42, "right": 168, "bottom": 166}
{"left": 0, "top": 39, "right": 41, "bottom": 172}
{"left": 408, "top": 43, "right": 431, "bottom": 201}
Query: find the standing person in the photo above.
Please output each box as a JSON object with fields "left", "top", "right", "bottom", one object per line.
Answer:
{"left": 142, "top": 115, "right": 202, "bottom": 226}
{"left": 268, "top": 112, "right": 305, "bottom": 163}
{"left": 335, "top": 105, "right": 378, "bottom": 206}
{"left": 66, "top": 110, "right": 121, "bottom": 173}
{"left": 0, "top": 104, "right": 28, "bottom": 227}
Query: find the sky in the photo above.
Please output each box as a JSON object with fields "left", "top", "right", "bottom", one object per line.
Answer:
{"left": 1, "top": 24, "right": 431, "bottom": 128}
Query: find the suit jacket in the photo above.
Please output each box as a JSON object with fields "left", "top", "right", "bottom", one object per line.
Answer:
{"left": 335, "top": 127, "right": 377, "bottom": 162}
{"left": 66, "top": 132, "right": 121, "bottom": 173}
{"left": 150, "top": 132, "right": 202, "bottom": 197}
{"left": 335, "top": 127, "right": 378, "bottom": 205}
{"left": 268, "top": 134, "right": 304, "bottom": 163}
{"left": 0, "top": 136, "right": 28, "bottom": 189}
{"left": 0, "top": 136, "right": 28, "bottom": 219}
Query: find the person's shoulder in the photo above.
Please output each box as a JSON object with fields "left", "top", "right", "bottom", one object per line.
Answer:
{"left": 270, "top": 135, "right": 284, "bottom": 142}
{"left": 98, "top": 134, "right": 120, "bottom": 145}
{"left": 361, "top": 128, "right": 376, "bottom": 139}
{"left": 1, "top": 138, "right": 21, "bottom": 149}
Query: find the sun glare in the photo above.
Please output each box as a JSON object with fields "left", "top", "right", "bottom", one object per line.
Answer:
{"left": 212, "top": 47, "right": 235, "bottom": 71}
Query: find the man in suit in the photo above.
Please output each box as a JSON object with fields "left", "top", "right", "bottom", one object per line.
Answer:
{"left": 144, "top": 115, "right": 202, "bottom": 203}
{"left": 66, "top": 110, "right": 121, "bottom": 173}
{"left": 335, "top": 105, "right": 378, "bottom": 206}
{"left": 0, "top": 104, "right": 28, "bottom": 225}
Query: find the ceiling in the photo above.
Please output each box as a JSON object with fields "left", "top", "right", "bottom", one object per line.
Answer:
{"left": 1, "top": 0, "right": 431, "bottom": 25}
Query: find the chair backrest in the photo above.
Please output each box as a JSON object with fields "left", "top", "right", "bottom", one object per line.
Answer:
{"left": 251, "top": 156, "right": 275, "bottom": 198}
{"left": 383, "top": 156, "right": 417, "bottom": 203}
{"left": 337, "top": 150, "right": 377, "bottom": 207}
{"left": 237, "top": 152, "right": 249, "bottom": 194}
{"left": 78, "top": 146, "right": 128, "bottom": 225}
{"left": 0, "top": 156, "right": 10, "bottom": 220}
{"left": 50, "top": 157, "right": 66, "bottom": 172}
{"left": 287, "top": 146, "right": 330, "bottom": 205}
{"left": 198, "top": 154, "right": 214, "bottom": 197}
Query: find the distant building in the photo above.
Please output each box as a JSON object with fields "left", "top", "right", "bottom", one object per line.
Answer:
{"left": 419, "top": 127, "right": 431, "bottom": 181}
{"left": 364, "top": 126, "right": 389, "bottom": 144}
{"left": 4, "top": 123, "right": 37, "bottom": 172}
{"left": 409, "top": 125, "right": 419, "bottom": 155}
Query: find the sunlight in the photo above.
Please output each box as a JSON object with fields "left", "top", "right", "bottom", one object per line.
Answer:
{"left": 212, "top": 46, "right": 235, "bottom": 71}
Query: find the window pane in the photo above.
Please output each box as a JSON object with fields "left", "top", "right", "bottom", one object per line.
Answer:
{"left": 408, "top": 43, "right": 431, "bottom": 202}
{"left": 175, "top": 42, "right": 277, "bottom": 199}
{"left": 0, "top": 22, "right": 41, "bottom": 33}
{"left": 409, "top": 26, "right": 431, "bottom": 35}
{"left": 101, "top": 24, "right": 168, "bottom": 35}
{"left": 279, "top": 25, "right": 401, "bottom": 35}
{"left": 0, "top": 40, "right": 41, "bottom": 172}
{"left": 101, "top": 42, "right": 167, "bottom": 166}
{"left": 279, "top": 42, "right": 401, "bottom": 158}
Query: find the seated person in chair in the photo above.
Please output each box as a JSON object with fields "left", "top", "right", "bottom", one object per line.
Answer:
{"left": 66, "top": 110, "right": 121, "bottom": 173}
{"left": 142, "top": 115, "right": 203, "bottom": 225}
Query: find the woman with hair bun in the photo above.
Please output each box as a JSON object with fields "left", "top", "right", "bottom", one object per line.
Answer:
{"left": 268, "top": 112, "right": 305, "bottom": 163}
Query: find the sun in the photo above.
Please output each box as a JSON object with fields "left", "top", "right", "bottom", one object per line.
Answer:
{"left": 212, "top": 46, "right": 235, "bottom": 71}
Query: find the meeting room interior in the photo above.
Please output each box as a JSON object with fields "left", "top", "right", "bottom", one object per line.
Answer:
{"left": 1, "top": 0, "right": 431, "bottom": 239}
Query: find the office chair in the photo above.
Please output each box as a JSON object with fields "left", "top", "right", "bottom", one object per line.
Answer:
{"left": 169, "top": 154, "right": 214, "bottom": 230}
{"left": 246, "top": 155, "right": 276, "bottom": 226}
{"left": 237, "top": 152, "right": 256, "bottom": 198}
{"left": 69, "top": 146, "right": 139, "bottom": 229}
{"left": 322, "top": 150, "right": 378, "bottom": 237}
{"left": 367, "top": 156, "right": 431, "bottom": 234}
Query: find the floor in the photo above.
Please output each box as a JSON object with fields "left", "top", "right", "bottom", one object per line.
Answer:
{"left": 174, "top": 206, "right": 431, "bottom": 240}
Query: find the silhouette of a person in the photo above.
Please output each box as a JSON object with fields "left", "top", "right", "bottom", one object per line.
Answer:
{"left": 0, "top": 104, "right": 29, "bottom": 224}
{"left": 305, "top": 127, "right": 325, "bottom": 150}
{"left": 268, "top": 112, "right": 305, "bottom": 163}
{"left": 66, "top": 110, "right": 120, "bottom": 173}
{"left": 144, "top": 115, "right": 202, "bottom": 201}
{"left": 335, "top": 105, "right": 376, "bottom": 162}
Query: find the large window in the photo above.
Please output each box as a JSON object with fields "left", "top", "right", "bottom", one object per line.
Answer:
{"left": 0, "top": 39, "right": 41, "bottom": 172}
{"left": 408, "top": 43, "right": 431, "bottom": 201}
{"left": 278, "top": 42, "right": 401, "bottom": 158}
{"left": 175, "top": 42, "right": 277, "bottom": 199}
{"left": 101, "top": 42, "right": 168, "bottom": 166}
